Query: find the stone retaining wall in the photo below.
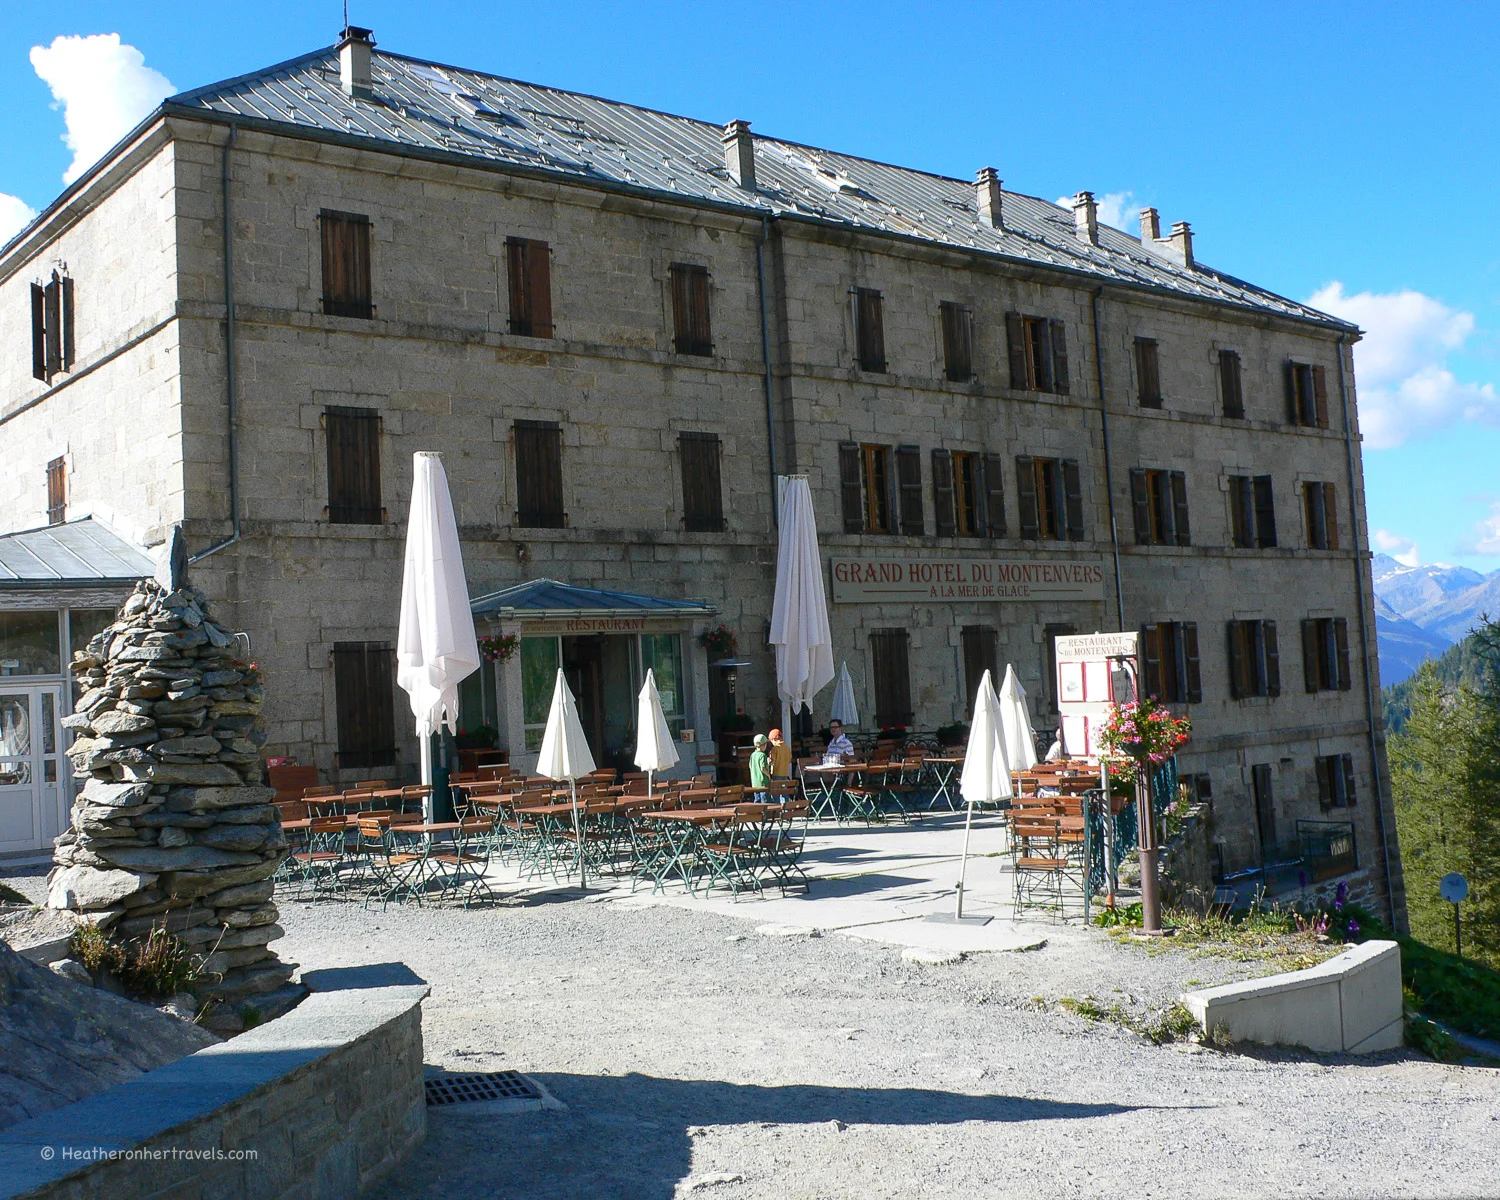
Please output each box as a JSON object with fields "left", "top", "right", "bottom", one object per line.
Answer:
{"left": 0, "top": 964, "right": 427, "bottom": 1200}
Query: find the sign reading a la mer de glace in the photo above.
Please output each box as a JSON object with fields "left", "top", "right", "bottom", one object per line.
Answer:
{"left": 828, "top": 556, "right": 1106, "bottom": 604}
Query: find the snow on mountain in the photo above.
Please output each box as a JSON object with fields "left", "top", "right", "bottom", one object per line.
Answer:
{"left": 1370, "top": 554, "right": 1500, "bottom": 683}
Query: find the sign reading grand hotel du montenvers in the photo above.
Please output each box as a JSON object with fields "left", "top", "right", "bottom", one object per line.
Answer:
{"left": 829, "top": 556, "right": 1106, "bottom": 604}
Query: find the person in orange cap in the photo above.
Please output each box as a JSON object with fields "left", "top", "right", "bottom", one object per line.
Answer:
{"left": 767, "top": 727, "right": 792, "bottom": 779}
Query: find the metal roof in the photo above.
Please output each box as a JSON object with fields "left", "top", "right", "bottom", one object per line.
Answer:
{"left": 165, "top": 44, "right": 1350, "bottom": 330}
{"left": 0, "top": 518, "right": 154, "bottom": 588}
{"left": 470, "top": 578, "right": 715, "bottom": 620}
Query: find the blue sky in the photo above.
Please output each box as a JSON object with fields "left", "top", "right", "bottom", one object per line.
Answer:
{"left": 3, "top": 1, "right": 1498, "bottom": 570}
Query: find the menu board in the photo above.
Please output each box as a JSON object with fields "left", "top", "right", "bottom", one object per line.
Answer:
{"left": 1054, "top": 632, "right": 1137, "bottom": 760}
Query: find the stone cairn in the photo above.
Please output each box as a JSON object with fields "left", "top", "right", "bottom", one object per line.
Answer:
{"left": 47, "top": 578, "right": 296, "bottom": 1023}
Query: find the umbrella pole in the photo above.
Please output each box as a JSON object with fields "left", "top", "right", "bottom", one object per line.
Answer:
{"left": 646, "top": 769, "right": 653, "bottom": 800}
{"left": 570, "top": 777, "right": 585, "bottom": 891}
{"left": 419, "top": 732, "right": 435, "bottom": 822}
{"left": 955, "top": 798, "right": 977, "bottom": 919}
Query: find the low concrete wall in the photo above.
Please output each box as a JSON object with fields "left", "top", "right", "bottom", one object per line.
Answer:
{"left": 1181, "top": 940, "right": 1403, "bottom": 1055}
{"left": 1, "top": 963, "right": 428, "bottom": 1200}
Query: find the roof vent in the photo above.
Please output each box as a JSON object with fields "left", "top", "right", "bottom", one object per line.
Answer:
{"left": 338, "top": 26, "right": 375, "bottom": 99}
{"left": 975, "top": 167, "right": 1003, "bottom": 229}
{"left": 1072, "top": 192, "right": 1099, "bottom": 245}
{"left": 722, "top": 120, "right": 756, "bottom": 190}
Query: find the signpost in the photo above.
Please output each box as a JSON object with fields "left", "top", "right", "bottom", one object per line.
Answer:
{"left": 1440, "top": 872, "right": 1468, "bottom": 956}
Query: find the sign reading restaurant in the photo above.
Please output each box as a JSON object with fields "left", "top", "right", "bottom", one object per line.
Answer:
{"left": 829, "top": 556, "right": 1107, "bottom": 604}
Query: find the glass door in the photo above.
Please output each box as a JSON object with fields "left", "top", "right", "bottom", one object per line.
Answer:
{"left": 0, "top": 686, "right": 65, "bottom": 854}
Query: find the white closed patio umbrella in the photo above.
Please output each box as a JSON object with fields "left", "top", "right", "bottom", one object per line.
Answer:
{"left": 634, "top": 668, "right": 679, "bottom": 797}
{"left": 935, "top": 669, "right": 1012, "bottom": 923}
{"left": 770, "top": 476, "right": 835, "bottom": 738}
{"left": 535, "top": 668, "right": 597, "bottom": 886}
{"left": 830, "top": 661, "right": 859, "bottom": 729}
{"left": 998, "top": 664, "right": 1039, "bottom": 773}
{"left": 396, "top": 451, "right": 481, "bottom": 820}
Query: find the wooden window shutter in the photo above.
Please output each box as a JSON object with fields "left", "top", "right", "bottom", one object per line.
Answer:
{"left": 1227, "top": 622, "right": 1245, "bottom": 700}
{"left": 333, "top": 641, "right": 397, "bottom": 769}
{"left": 1129, "top": 468, "right": 1151, "bottom": 544}
{"left": 1263, "top": 620, "right": 1280, "bottom": 696}
{"left": 61, "top": 275, "right": 74, "bottom": 369}
{"left": 1229, "top": 477, "right": 1253, "bottom": 548}
{"left": 1333, "top": 618, "right": 1351, "bottom": 690}
{"left": 983, "top": 453, "right": 1007, "bottom": 538}
{"left": 321, "top": 211, "right": 373, "bottom": 319}
{"left": 1284, "top": 361, "right": 1299, "bottom": 424}
{"left": 1005, "top": 312, "right": 1028, "bottom": 389}
{"left": 1341, "top": 753, "right": 1357, "bottom": 806}
{"left": 679, "top": 433, "right": 724, "bottom": 532}
{"left": 1301, "top": 619, "right": 1320, "bottom": 693}
{"left": 515, "top": 421, "right": 564, "bottom": 527}
{"left": 1182, "top": 622, "right": 1202, "bottom": 703}
{"left": 940, "top": 302, "right": 972, "bottom": 382}
{"left": 1252, "top": 763, "right": 1275, "bottom": 849}
{"left": 1170, "top": 471, "right": 1191, "bottom": 546}
{"left": 1016, "top": 455, "right": 1040, "bottom": 540}
{"left": 1312, "top": 365, "right": 1330, "bottom": 428}
{"left": 870, "top": 629, "right": 912, "bottom": 727}
{"left": 1049, "top": 319, "right": 1070, "bottom": 394}
{"left": 30, "top": 283, "right": 46, "bottom": 381}
{"left": 671, "top": 264, "right": 712, "bottom": 356}
{"left": 507, "top": 238, "right": 553, "bottom": 337}
{"left": 882, "top": 448, "right": 899, "bottom": 533}
{"left": 1139, "top": 624, "right": 1161, "bottom": 699}
{"left": 1061, "top": 459, "right": 1084, "bottom": 541}
{"left": 855, "top": 288, "right": 886, "bottom": 372}
{"left": 1253, "top": 475, "right": 1277, "bottom": 547}
{"left": 325, "top": 406, "right": 382, "bottom": 524}
{"left": 1322, "top": 483, "right": 1339, "bottom": 550}
{"left": 1306, "top": 482, "right": 1327, "bottom": 548}
{"left": 43, "top": 276, "right": 63, "bottom": 379}
{"left": 1135, "top": 338, "right": 1161, "bottom": 407}
{"left": 1316, "top": 754, "right": 1333, "bottom": 810}
{"left": 961, "top": 626, "right": 998, "bottom": 714}
{"left": 892, "top": 445, "right": 923, "bottom": 534}
{"left": 46, "top": 457, "right": 66, "bottom": 525}
{"left": 1219, "top": 350, "right": 1244, "bottom": 418}
{"left": 839, "top": 442, "right": 864, "bottom": 533}
{"left": 930, "top": 449, "right": 955, "bottom": 536}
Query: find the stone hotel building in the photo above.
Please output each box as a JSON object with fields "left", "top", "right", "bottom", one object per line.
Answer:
{"left": 0, "top": 30, "right": 1404, "bottom": 922}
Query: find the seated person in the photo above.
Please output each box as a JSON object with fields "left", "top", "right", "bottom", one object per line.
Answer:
{"left": 824, "top": 720, "right": 855, "bottom": 763}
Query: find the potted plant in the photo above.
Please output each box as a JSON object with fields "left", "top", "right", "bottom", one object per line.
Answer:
{"left": 454, "top": 723, "right": 498, "bottom": 750}
{"left": 935, "top": 720, "right": 968, "bottom": 747}
{"left": 478, "top": 634, "right": 519, "bottom": 663}
{"left": 698, "top": 625, "right": 738, "bottom": 658}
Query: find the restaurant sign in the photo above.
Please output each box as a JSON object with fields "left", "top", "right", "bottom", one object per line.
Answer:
{"left": 829, "top": 556, "right": 1106, "bottom": 604}
{"left": 519, "top": 617, "right": 668, "bottom": 635}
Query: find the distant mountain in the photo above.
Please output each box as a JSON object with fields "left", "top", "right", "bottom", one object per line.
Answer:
{"left": 1369, "top": 554, "right": 1500, "bottom": 686}
{"left": 1374, "top": 598, "right": 1453, "bottom": 687}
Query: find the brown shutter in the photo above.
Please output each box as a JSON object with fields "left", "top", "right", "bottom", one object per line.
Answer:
{"left": 1334, "top": 617, "right": 1351, "bottom": 691}
{"left": 43, "top": 276, "right": 62, "bottom": 378}
{"left": 1033, "top": 319, "right": 1055, "bottom": 393}
{"left": 1061, "top": 459, "right": 1084, "bottom": 541}
{"left": 896, "top": 445, "right": 924, "bottom": 534}
{"left": 1263, "top": 620, "right": 1280, "bottom": 697}
{"left": 325, "top": 406, "right": 382, "bottom": 524}
{"left": 1227, "top": 622, "right": 1245, "bottom": 700}
{"left": 1135, "top": 338, "right": 1161, "bottom": 407}
{"left": 839, "top": 442, "right": 864, "bottom": 533}
{"left": 855, "top": 288, "right": 885, "bottom": 372}
{"left": 1284, "top": 361, "right": 1299, "bottom": 424}
{"left": 1252, "top": 763, "right": 1276, "bottom": 849}
{"left": 60, "top": 274, "right": 75, "bottom": 369}
{"left": 1228, "top": 477, "right": 1249, "bottom": 547}
{"left": 1129, "top": 468, "right": 1151, "bottom": 544}
{"left": 1315, "top": 754, "right": 1333, "bottom": 810}
{"left": 1182, "top": 622, "right": 1202, "bottom": 703}
{"left": 1341, "top": 753, "right": 1357, "bottom": 807}
{"left": 1219, "top": 350, "right": 1244, "bottom": 418}
{"left": 1322, "top": 482, "right": 1339, "bottom": 550}
{"left": 940, "top": 302, "right": 971, "bottom": 382}
{"left": 515, "top": 421, "right": 564, "bottom": 527}
{"left": 507, "top": 238, "right": 529, "bottom": 334}
{"left": 961, "top": 626, "right": 998, "bottom": 714}
{"left": 1140, "top": 624, "right": 1161, "bottom": 699}
{"left": 508, "top": 238, "right": 553, "bottom": 337}
{"left": 983, "top": 453, "right": 1008, "bottom": 538}
{"left": 679, "top": 433, "right": 724, "bottom": 532}
{"left": 1313, "top": 365, "right": 1329, "bottom": 429}
{"left": 1253, "top": 475, "right": 1277, "bottom": 547}
{"left": 671, "top": 264, "right": 712, "bottom": 355}
{"left": 1170, "top": 471, "right": 1191, "bottom": 546}
{"left": 30, "top": 283, "right": 47, "bottom": 381}
{"left": 334, "top": 641, "right": 397, "bottom": 769}
{"left": 1302, "top": 619, "right": 1320, "bottom": 693}
{"left": 870, "top": 629, "right": 912, "bottom": 727}
{"left": 931, "top": 449, "right": 955, "bottom": 536}
{"left": 46, "top": 457, "right": 66, "bottom": 525}
{"left": 1016, "top": 455, "right": 1039, "bottom": 539}
{"left": 881, "top": 447, "right": 899, "bottom": 533}
{"left": 1049, "top": 319, "right": 1070, "bottom": 394}
{"left": 321, "top": 211, "right": 373, "bottom": 318}
{"left": 1005, "top": 312, "right": 1028, "bottom": 388}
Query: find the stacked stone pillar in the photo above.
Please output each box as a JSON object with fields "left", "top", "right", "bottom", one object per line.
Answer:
{"left": 48, "top": 579, "right": 295, "bottom": 1014}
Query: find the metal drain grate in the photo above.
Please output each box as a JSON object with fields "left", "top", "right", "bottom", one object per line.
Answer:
{"left": 425, "top": 1071, "right": 541, "bottom": 1106}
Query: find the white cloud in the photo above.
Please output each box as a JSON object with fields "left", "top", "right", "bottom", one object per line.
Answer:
{"left": 0, "top": 193, "right": 37, "bottom": 244}
{"left": 29, "top": 34, "right": 174, "bottom": 184}
{"left": 1055, "top": 190, "right": 1137, "bottom": 231}
{"left": 1373, "top": 529, "right": 1421, "bottom": 567}
{"left": 1306, "top": 282, "right": 1500, "bottom": 449}
{"left": 1460, "top": 503, "right": 1500, "bottom": 557}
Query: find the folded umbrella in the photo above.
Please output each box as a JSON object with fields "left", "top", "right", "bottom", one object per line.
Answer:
{"left": 830, "top": 661, "right": 859, "bottom": 729}
{"left": 535, "top": 669, "right": 597, "bottom": 886}
{"left": 998, "top": 664, "right": 1039, "bottom": 772}
{"left": 952, "top": 669, "right": 1012, "bottom": 920}
{"left": 634, "top": 668, "right": 679, "bottom": 797}
{"left": 770, "top": 476, "right": 836, "bottom": 737}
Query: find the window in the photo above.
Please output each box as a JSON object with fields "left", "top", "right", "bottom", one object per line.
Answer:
{"left": 839, "top": 442, "right": 893, "bottom": 533}
{"left": 939, "top": 301, "right": 973, "bottom": 381}
{"left": 0, "top": 611, "right": 61, "bottom": 676}
{"left": 333, "top": 641, "right": 396, "bottom": 768}
{"left": 932, "top": 450, "right": 1005, "bottom": 537}
{"left": 1304, "top": 481, "right": 1339, "bottom": 550}
{"left": 506, "top": 237, "right": 553, "bottom": 337}
{"left": 30, "top": 269, "right": 75, "bottom": 383}
{"left": 1134, "top": 337, "right": 1162, "bottom": 408}
{"left": 869, "top": 629, "right": 912, "bottom": 727}
{"left": 1252, "top": 763, "right": 1276, "bottom": 854}
{"left": 1228, "top": 475, "right": 1276, "bottom": 548}
{"left": 670, "top": 263, "right": 712, "bottom": 356}
{"left": 515, "top": 420, "right": 564, "bottom": 528}
{"left": 1316, "top": 753, "right": 1358, "bottom": 809}
{"left": 1017, "top": 456, "right": 1084, "bottom": 541}
{"left": 679, "top": 432, "right": 724, "bottom": 532}
{"left": 46, "top": 457, "right": 65, "bottom": 526}
{"left": 962, "top": 625, "right": 998, "bottom": 715}
{"left": 1219, "top": 349, "right": 1244, "bottom": 419}
{"left": 1285, "top": 361, "right": 1329, "bottom": 429}
{"left": 1129, "top": 468, "right": 1190, "bottom": 546}
{"left": 895, "top": 445, "right": 924, "bottom": 534}
{"left": 520, "top": 635, "right": 561, "bottom": 750}
{"left": 1302, "top": 617, "right": 1351, "bottom": 693}
{"left": 1227, "top": 619, "right": 1280, "bottom": 698}
{"left": 320, "top": 210, "right": 373, "bottom": 319}
{"left": 852, "top": 287, "right": 886, "bottom": 372}
{"left": 1140, "top": 621, "right": 1201, "bottom": 703}
{"left": 324, "top": 406, "right": 382, "bottom": 524}
{"left": 1004, "top": 313, "right": 1069, "bottom": 394}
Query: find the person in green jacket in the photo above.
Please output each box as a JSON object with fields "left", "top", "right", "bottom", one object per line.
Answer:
{"left": 748, "top": 733, "right": 771, "bottom": 793}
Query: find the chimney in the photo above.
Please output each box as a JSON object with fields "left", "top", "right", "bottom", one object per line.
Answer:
{"left": 1169, "top": 221, "right": 1194, "bottom": 268}
{"left": 338, "top": 26, "right": 375, "bottom": 99}
{"left": 1139, "top": 207, "right": 1160, "bottom": 242}
{"left": 975, "top": 167, "right": 1003, "bottom": 229}
{"left": 1072, "top": 191, "right": 1099, "bottom": 245}
{"left": 722, "top": 120, "right": 756, "bottom": 190}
